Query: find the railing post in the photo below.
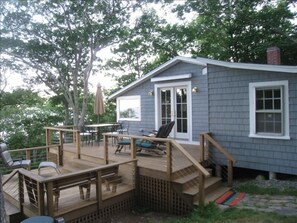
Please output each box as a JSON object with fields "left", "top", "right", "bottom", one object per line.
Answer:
{"left": 18, "top": 172, "right": 24, "bottom": 214}
{"left": 58, "top": 130, "right": 64, "bottom": 166}
{"left": 166, "top": 141, "right": 172, "bottom": 181}
{"left": 200, "top": 133, "right": 205, "bottom": 162}
{"left": 45, "top": 181, "right": 54, "bottom": 216}
{"left": 76, "top": 130, "right": 81, "bottom": 159}
{"left": 96, "top": 170, "right": 103, "bottom": 208}
{"left": 25, "top": 150, "right": 31, "bottom": 170}
{"left": 45, "top": 128, "right": 51, "bottom": 146}
{"left": 37, "top": 182, "right": 45, "bottom": 215}
{"left": 130, "top": 137, "right": 136, "bottom": 160}
{"left": 104, "top": 135, "right": 108, "bottom": 164}
{"left": 198, "top": 171, "right": 205, "bottom": 206}
{"left": 227, "top": 160, "right": 233, "bottom": 187}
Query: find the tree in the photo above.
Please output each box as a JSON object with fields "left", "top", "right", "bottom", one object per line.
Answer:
{"left": 173, "top": 0, "right": 297, "bottom": 64}
{"left": 1, "top": 0, "right": 140, "bottom": 126}
{"left": 0, "top": 89, "right": 63, "bottom": 148}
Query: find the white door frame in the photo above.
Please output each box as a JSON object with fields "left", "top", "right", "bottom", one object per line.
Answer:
{"left": 154, "top": 81, "right": 192, "bottom": 140}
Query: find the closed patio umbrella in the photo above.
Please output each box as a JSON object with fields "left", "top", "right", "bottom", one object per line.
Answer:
{"left": 94, "top": 83, "right": 105, "bottom": 116}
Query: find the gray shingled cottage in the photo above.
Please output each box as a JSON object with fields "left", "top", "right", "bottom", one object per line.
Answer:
{"left": 108, "top": 47, "right": 297, "bottom": 178}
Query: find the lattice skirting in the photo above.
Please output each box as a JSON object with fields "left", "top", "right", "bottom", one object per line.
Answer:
{"left": 67, "top": 197, "right": 135, "bottom": 223}
{"left": 137, "top": 175, "right": 192, "bottom": 215}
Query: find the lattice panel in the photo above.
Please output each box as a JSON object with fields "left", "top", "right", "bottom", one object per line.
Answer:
{"left": 67, "top": 197, "right": 135, "bottom": 223}
{"left": 138, "top": 175, "right": 192, "bottom": 215}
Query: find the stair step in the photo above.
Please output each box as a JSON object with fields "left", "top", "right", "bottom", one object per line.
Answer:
{"left": 183, "top": 177, "right": 221, "bottom": 196}
{"left": 173, "top": 172, "right": 199, "bottom": 184}
{"left": 195, "top": 186, "right": 231, "bottom": 205}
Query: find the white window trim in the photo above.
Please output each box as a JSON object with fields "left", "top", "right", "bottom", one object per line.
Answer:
{"left": 249, "top": 80, "right": 290, "bottom": 140}
{"left": 151, "top": 73, "right": 192, "bottom": 82}
{"left": 117, "top": 95, "right": 141, "bottom": 121}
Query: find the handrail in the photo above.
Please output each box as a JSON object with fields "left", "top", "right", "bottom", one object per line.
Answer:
{"left": 2, "top": 169, "right": 19, "bottom": 186}
{"left": 203, "top": 133, "right": 235, "bottom": 162}
{"left": 200, "top": 132, "right": 236, "bottom": 187}
{"left": 171, "top": 141, "right": 210, "bottom": 177}
{"left": 7, "top": 144, "right": 60, "bottom": 153}
{"left": 44, "top": 126, "right": 78, "bottom": 133}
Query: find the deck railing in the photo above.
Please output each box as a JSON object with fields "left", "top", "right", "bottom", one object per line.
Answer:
{"left": 44, "top": 126, "right": 81, "bottom": 161}
{"left": 3, "top": 159, "right": 137, "bottom": 218}
{"left": 200, "top": 132, "right": 236, "bottom": 186}
{"left": 103, "top": 133, "right": 210, "bottom": 206}
{"left": 0, "top": 145, "right": 61, "bottom": 174}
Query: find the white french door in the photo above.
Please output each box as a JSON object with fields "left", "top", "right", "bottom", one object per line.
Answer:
{"left": 155, "top": 82, "right": 191, "bottom": 140}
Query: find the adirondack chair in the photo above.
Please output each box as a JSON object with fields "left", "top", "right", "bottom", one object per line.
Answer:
{"left": 0, "top": 143, "right": 31, "bottom": 169}
{"left": 115, "top": 122, "right": 175, "bottom": 155}
{"left": 136, "top": 121, "right": 175, "bottom": 155}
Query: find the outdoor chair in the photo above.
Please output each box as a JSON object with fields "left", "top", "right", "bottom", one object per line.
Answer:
{"left": 0, "top": 143, "right": 31, "bottom": 169}
{"left": 115, "top": 122, "right": 175, "bottom": 155}
{"left": 135, "top": 123, "right": 170, "bottom": 155}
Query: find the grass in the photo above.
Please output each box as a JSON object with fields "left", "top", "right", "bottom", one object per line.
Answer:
{"left": 233, "top": 182, "right": 297, "bottom": 196}
{"left": 160, "top": 202, "right": 297, "bottom": 223}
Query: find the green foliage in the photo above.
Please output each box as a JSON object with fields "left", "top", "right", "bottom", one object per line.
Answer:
{"left": 0, "top": 89, "right": 63, "bottom": 149}
{"left": 1, "top": 0, "right": 141, "bottom": 126}
{"left": 174, "top": 0, "right": 297, "bottom": 64}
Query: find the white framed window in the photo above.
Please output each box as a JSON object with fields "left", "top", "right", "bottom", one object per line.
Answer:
{"left": 117, "top": 96, "right": 141, "bottom": 121}
{"left": 249, "top": 80, "right": 290, "bottom": 139}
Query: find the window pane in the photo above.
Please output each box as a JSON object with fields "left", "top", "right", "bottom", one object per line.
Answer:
{"left": 265, "top": 99, "right": 273, "bottom": 109}
{"left": 256, "top": 99, "right": 263, "bottom": 110}
{"left": 274, "top": 99, "right": 281, "bottom": 109}
{"left": 265, "top": 90, "right": 273, "bottom": 98}
{"left": 182, "top": 119, "right": 187, "bottom": 133}
{"left": 274, "top": 89, "right": 281, "bottom": 98}
{"left": 256, "top": 90, "right": 263, "bottom": 99}
{"left": 256, "top": 112, "right": 282, "bottom": 134}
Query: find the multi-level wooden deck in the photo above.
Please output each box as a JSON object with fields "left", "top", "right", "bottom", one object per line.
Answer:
{"left": 3, "top": 128, "right": 235, "bottom": 223}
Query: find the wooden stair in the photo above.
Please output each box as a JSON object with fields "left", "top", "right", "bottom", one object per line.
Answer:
{"left": 172, "top": 164, "right": 230, "bottom": 207}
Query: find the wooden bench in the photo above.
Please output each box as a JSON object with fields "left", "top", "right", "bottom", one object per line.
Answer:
{"left": 24, "top": 164, "right": 122, "bottom": 210}
{"left": 79, "top": 165, "right": 122, "bottom": 200}
{"left": 55, "top": 165, "right": 122, "bottom": 208}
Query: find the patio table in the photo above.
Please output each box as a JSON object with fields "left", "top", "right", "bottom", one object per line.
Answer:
{"left": 85, "top": 123, "right": 119, "bottom": 145}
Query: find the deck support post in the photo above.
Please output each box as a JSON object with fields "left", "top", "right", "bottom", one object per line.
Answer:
{"left": 200, "top": 133, "right": 205, "bottom": 162}
{"left": 227, "top": 160, "right": 233, "bottom": 187}
{"left": 198, "top": 171, "right": 205, "bottom": 206}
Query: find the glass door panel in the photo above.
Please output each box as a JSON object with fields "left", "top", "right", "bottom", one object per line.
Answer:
{"left": 175, "top": 87, "right": 188, "bottom": 138}
{"left": 158, "top": 85, "right": 189, "bottom": 139}
{"left": 160, "top": 89, "right": 172, "bottom": 125}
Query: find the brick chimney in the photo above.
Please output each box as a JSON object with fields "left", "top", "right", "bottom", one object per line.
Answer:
{"left": 267, "top": 47, "right": 281, "bottom": 65}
